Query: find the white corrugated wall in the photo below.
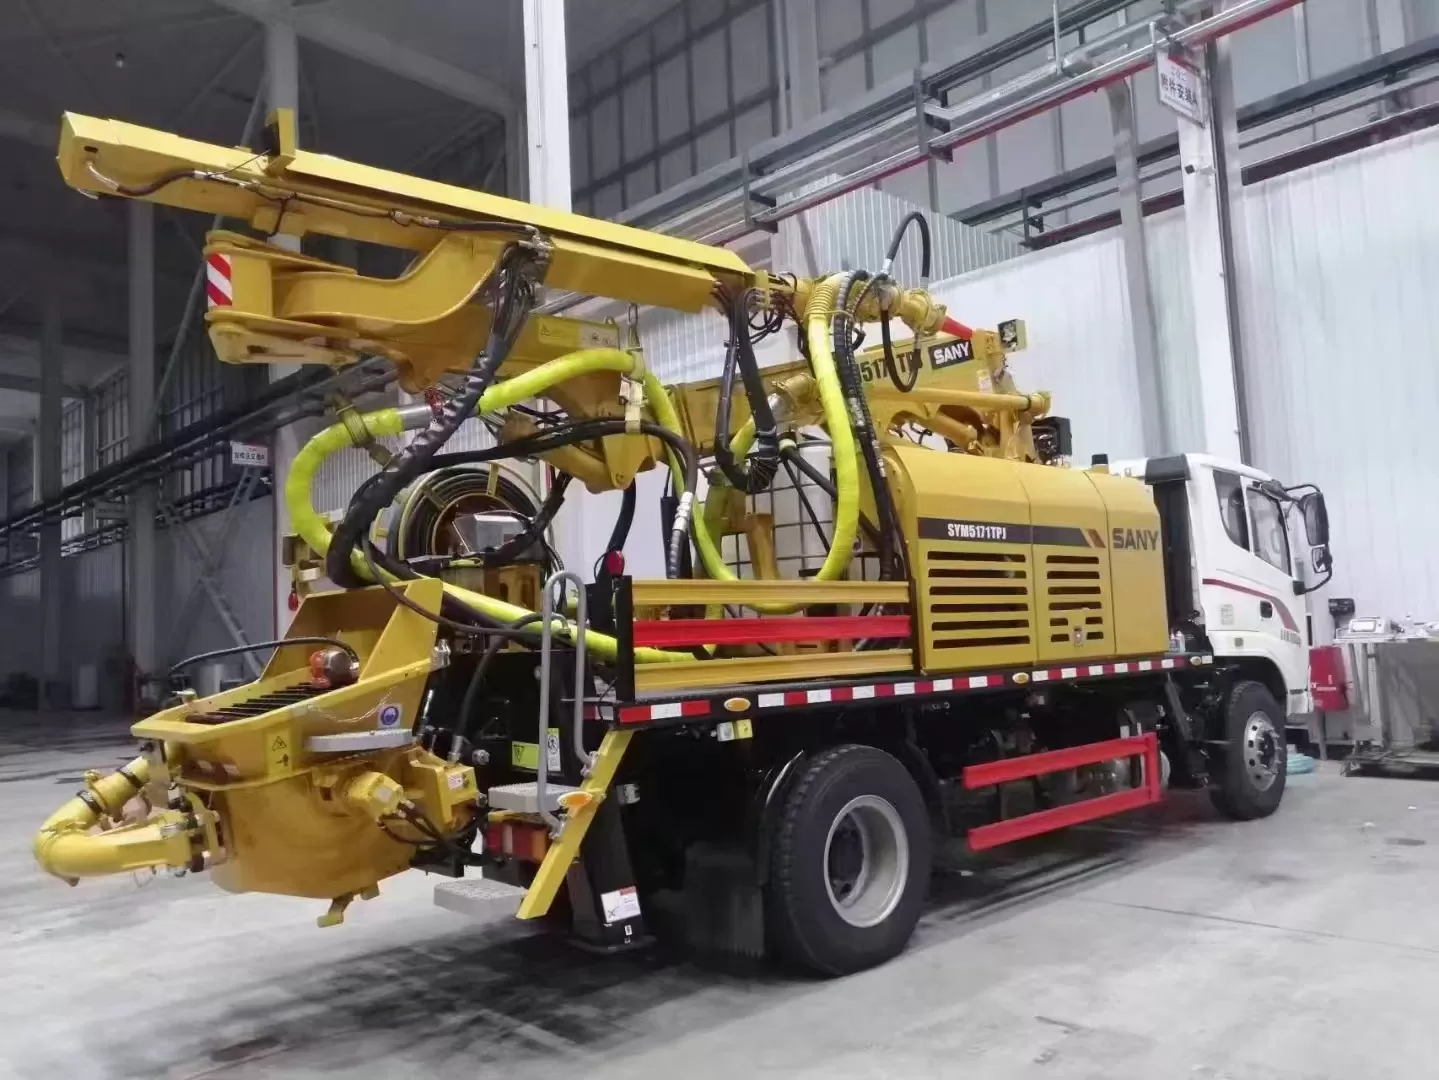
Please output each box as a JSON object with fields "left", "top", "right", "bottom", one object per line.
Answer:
{"left": 926, "top": 228, "right": 1149, "bottom": 467}
{"left": 1236, "top": 126, "right": 1439, "bottom": 630}
{"left": 638, "top": 186, "right": 1021, "bottom": 385}
{"left": 0, "top": 496, "right": 275, "bottom": 702}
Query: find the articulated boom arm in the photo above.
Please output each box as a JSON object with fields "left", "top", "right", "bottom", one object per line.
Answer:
{"left": 60, "top": 108, "right": 751, "bottom": 388}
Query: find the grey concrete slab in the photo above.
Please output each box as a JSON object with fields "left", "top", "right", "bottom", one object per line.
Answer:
{"left": 3, "top": 710, "right": 1435, "bottom": 1079}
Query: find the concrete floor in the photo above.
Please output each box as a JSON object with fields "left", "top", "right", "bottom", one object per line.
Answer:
{"left": 3, "top": 712, "right": 1437, "bottom": 1080}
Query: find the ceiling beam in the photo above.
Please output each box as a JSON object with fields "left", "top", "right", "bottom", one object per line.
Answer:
{"left": 0, "top": 106, "right": 55, "bottom": 150}
{"left": 0, "top": 373, "right": 84, "bottom": 397}
{"left": 210, "top": 0, "right": 513, "bottom": 117}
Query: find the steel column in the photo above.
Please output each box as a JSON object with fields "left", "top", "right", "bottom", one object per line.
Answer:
{"left": 781, "top": 0, "right": 822, "bottom": 126}
{"left": 1107, "top": 78, "right": 1169, "bottom": 455}
{"left": 522, "top": 0, "right": 573, "bottom": 211}
{"left": 1176, "top": 19, "right": 1247, "bottom": 462}
{"left": 39, "top": 296, "right": 64, "bottom": 708}
{"left": 127, "top": 200, "right": 159, "bottom": 682}
{"left": 266, "top": 8, "right": 302, "bottom": 633}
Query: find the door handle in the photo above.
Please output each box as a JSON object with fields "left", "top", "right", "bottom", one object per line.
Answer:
{"left": 1260, "top": 601, "right": 1273, "bottom": 619}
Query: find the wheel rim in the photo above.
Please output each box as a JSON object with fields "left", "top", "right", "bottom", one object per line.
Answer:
{"left": 822, "top": 795, "right": 909, "bottom": 928}
{"left": 1243, "top": 710, "right": 1283, "bottom": 791}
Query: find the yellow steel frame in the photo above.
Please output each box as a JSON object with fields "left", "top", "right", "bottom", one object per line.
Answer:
{"left": 630, "top": 579, "right": 909, "bottom": 609}
{"left": 634, "top": 649, "right": 914, "bottom": 694}
{"left": 515, "top": 729, "right": 634, "bottom": 920}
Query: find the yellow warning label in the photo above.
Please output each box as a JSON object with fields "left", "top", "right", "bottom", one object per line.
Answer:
{"left": 535, "top": 317, "right": 580, "bottom": 349}
{"left": 735, "top": 719, "right": 753, "bottom": 740}
{"left": 511, "top": 729, "right": 560, "bottom": 771}
{"left": 269, "top": 731, "right": 293, "bottom": 773}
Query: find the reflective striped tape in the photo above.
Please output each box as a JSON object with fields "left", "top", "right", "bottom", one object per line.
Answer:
{"left": 206, "top": 252, "right": 232, "bottom": 307}
{"left": 615, "top": 656, "right": 1211, "bottom": 725}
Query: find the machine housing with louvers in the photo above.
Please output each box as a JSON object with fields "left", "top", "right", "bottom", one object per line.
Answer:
{"left": 893, "top": 447, "right": 1169, "bottom": 675}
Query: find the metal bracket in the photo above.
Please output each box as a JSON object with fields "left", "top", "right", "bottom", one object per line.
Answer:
{"left": 740, "top": 153, "right": 778, "bottom": 235}
{"left": 332, "top": 397, "right": 392, "bottom": 467}
{"left": 914, "top": 70, "right": 953, "bottom": 164}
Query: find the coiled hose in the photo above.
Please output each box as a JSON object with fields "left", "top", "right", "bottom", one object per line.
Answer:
{"left": 325, "top": 246, "right": 534, "bottom": 588}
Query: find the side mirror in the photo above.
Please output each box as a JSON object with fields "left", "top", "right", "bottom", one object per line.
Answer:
{"left": 1299, "top": 492, "right": 1329, "bottom": 547}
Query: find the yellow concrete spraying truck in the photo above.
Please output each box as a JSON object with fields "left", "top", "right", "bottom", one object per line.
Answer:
{"left": 32, "top": 109, "right": 1332, "bottom": 975}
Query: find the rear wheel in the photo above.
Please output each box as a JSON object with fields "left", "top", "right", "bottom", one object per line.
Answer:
{"left": 766, "top": 745, "right": 931, "bottom": 976}
{"left": 1210, "top": 680, "right": 1287, "bottom": 820}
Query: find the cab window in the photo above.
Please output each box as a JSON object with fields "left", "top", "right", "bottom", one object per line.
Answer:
{"left": 1246, "top": 487, "right": 1291, "bottom": 574}
{"left": 1214, "top": 470, "right": 1249, "bottom": 550}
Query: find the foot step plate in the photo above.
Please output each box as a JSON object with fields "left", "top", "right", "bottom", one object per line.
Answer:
{"left": 434, "top": 876, "right": 528, "bottom": 920}
{"left": 487, "top": 781, "right": 578, "bottom": 814}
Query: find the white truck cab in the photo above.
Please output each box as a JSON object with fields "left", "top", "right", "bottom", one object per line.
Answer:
{"left": 1108, "top": 454, "right": 1333, "bottom": 717}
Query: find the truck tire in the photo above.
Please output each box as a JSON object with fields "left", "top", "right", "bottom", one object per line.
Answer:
{"left": 766, "top": 744, "right": 931, "bottom": 976}
{"left": 1210, "top": 680, "right": 1287, "bottom": 820}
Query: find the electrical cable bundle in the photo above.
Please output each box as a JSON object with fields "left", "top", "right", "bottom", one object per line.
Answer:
{"left": 326, "top": 244, "right": 539, "bottom": 591}
{"left": 713, "top": 288, "right": 782, "bottom": 494}
{"left": 832, "top": 270, "right": 909, "bottom": 580}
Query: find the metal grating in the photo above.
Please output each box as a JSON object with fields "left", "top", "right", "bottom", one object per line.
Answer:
{"left": 1043, "top": 553, "right": 1107, "bottom": 645}
{"left": 924, "top": 548, "right": 1033, "bottom": 653}
{"left": 188, "top": 682, "right": 328, "bottom": 725}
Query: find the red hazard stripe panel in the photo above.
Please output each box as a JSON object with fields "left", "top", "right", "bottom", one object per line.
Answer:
{"left": 630, "top": 614, "right": 910, "bottom": 648}
{"left": 206, "top": 252, "right": 233, "bottom": 308}
{"left": 618, "top": 699, "right": 711, "bottom": 725}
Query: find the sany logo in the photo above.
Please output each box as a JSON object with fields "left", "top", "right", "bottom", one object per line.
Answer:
{"left": 928, "top": 340, "right": 974, "bottom": 369}
{"left": 1112, "top": 528, "right": 1161, "bottom": 551}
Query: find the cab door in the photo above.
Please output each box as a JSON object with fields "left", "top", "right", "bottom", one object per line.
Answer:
{"left": 1200, "top": 468, "right": 1308, "bottom": 703}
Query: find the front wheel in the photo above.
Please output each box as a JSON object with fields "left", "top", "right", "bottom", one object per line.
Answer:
{"left": 1210, "top": 680, "right": 1287, "bottom": 820}
{"left": 765, "top": 745, "right": 931, "bottom": 976}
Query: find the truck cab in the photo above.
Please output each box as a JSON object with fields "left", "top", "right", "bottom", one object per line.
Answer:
{"left": 1109, "top": 454, "right": 1333, "bottom": 717}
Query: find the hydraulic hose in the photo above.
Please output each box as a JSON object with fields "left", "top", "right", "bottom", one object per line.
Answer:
{"left": 713, "top": 291, "right": 779, "bottom": 494}
{"left": 678, "top": 275, "right": 862, "bottom": 603}
{"left": 285, "top": 381, "right": 694, "bottom": 663}
{"left": 325, "top": 247, "right": 534, "bottom": 587}
{"left": 882, "top": 210, "right": 932, "bottom": 282}
{"left": 835, "top": 272, "right": 906, "bottom": 578}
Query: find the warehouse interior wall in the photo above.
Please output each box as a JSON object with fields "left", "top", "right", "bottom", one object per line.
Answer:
{"left": 568, "top": 0, "right": 1414, "bottom": 226}
{"left": 0, "top": 496, "right": 274, "bottom": 705}
{"left": 1238, "top": 123, "right": 1439, "bottom": 639}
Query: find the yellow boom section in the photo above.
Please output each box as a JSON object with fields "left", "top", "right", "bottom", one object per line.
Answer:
{"left": 57, "top": 110, "right": 752, "bottom": 311}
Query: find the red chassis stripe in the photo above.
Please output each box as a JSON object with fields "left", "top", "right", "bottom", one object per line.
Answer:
{"left": 1201, "top": 577, "right": 1298, "bottom": 632}
{"left": 631, "top": 614, "right": 910, "bottom": 648}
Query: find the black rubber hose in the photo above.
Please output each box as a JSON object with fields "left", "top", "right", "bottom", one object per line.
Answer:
{"left": 885, "top": 209, "right": 932, "bottom": 280}
{"left": 479, "top": 472, "right": 570, "bottom": 567}
{"left": 440, "top": 420, "right": 697, "bottom": 578}
{"left": 880, "top": 311, "right": 920, "bottom": 392}
{"left": 458, "top": 612, "right": 547, "bottom": 742}
{"left": 713, "top": 290, "right": 779, "bottom": 494}
{"left": 594, "top": 480, "right": 637, "bottom": 578}
{"left": 168, "top": 637, "right": 359, "bottom": 678}
{"left": 326, "top": 246, "right": 535, "bottom": 588}
{"left": 779, "top": 443, "right": 885, "bottom": 550}
{"left": 362, "top": 418, "right": 699, "bottom": 580}
{"left": 834, "top": 272, "right": 907, "bottom": 579}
